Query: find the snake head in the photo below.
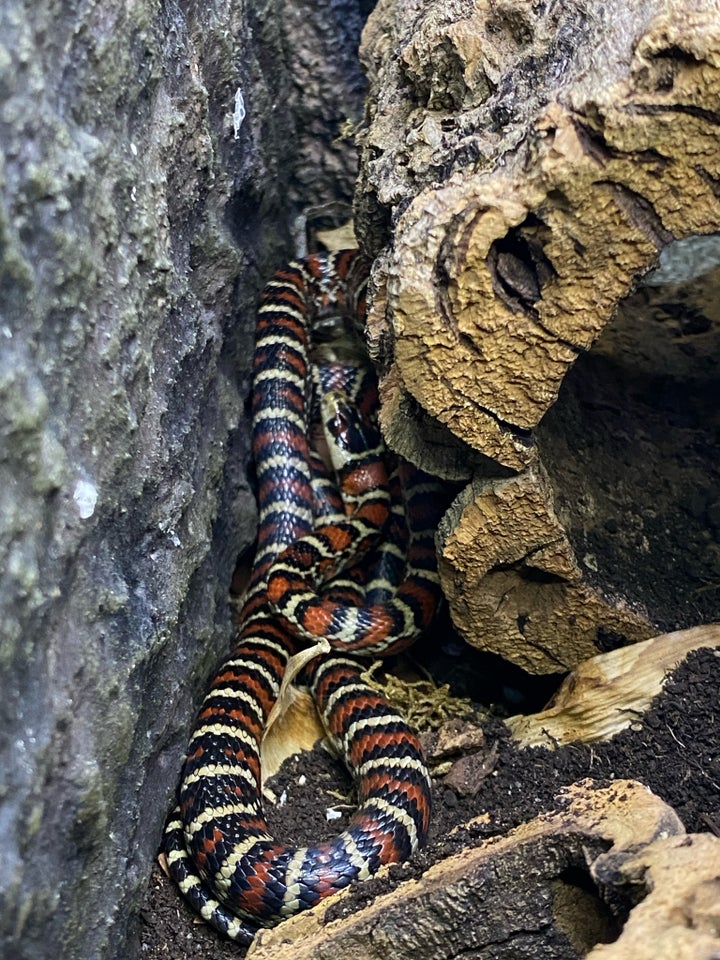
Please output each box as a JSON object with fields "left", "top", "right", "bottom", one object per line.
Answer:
{"left": 321, "top": 389, "right": 383, "bottom": 478}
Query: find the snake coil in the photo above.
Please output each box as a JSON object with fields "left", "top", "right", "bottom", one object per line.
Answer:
{"left": 164, "top": 250, "right": 443, "bottom": 943}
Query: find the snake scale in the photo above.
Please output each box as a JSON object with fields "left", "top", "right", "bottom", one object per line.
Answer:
{"left": 164, "top": 250, "right": 444, "bottom": 943}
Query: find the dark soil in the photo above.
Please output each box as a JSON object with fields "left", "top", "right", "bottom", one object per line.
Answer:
{"left": 139, "top": 645, "right": 720, "bottom": 960}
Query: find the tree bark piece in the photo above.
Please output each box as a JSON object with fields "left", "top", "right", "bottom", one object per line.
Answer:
{"left": 355, "top": 0, "right": 720, "bottom": 668}
{"left": 358, "top": 0, "right": 720, "bottom": 467}
{"left": 587, "top": 833, "right": 720, "bottom": 960}
{"left": 247, "top": 779, "right": 720, "bottom": 960}
{"left": 506, "top": 624, "right": 720, "bottom": 747}
{"left": 437, "top": 466, "right": 653, "bottom": 672}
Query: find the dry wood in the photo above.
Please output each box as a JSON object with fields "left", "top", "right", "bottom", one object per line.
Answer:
{"left": 506, "top": 623, "right": 720, "bottom": 746}
{"left": 437, "top": 465, "right": 653, "bottom": 672}
{"left": 587, "top": 833, "right": 720, "bottom": 960}
{"left": 247, "top": 779, "right": 720, "bottom": 960}
{"left": 355, "top": 0, "right": 720, "bottom": 668}
{"left": 261, "top": 687, "right": 325, "bottom": 783}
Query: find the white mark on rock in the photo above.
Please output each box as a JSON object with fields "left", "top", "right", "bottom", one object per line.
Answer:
{"left": 646, "top": 234, "right": 720, "bottom": 286}
{"left": 130, "top": 141, "right": 138, "bottom": 156}
{"left": 73, "top": 479, "right": 98, "bottom": 519}
{"left": 233, "top": 88, "right": 245, "bottom": 139}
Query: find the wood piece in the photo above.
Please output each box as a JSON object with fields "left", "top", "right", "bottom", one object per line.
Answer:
{"left": 261, "top": 687, "right": 326, "bottom": 783}
{"left": 247, "top": 779, "right": 720, "bottom": 960}
{"left": 506, "top": 624, "right": 720, "bottom": 747}
{"left": 359, "top": 0, "right": 720, "bottom": 468}
{"left": 437, "top": 466, "right": 653, "bottom": 671}
{"left": 356, "top": 0, "right": 720, "bottom": 666}
{"left": 587, "top": 834, "right": 720, "bottom": 960}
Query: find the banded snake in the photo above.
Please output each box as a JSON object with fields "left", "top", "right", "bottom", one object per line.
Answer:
{"left": 164, "top": 250, "right": 444, "bottom": 943}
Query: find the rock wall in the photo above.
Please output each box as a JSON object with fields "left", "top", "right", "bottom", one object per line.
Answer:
{"left": 0, "top": 2, "right": 366, "bottom": 958}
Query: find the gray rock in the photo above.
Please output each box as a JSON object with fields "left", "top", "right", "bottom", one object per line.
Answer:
{"left": 0, "top": 1, "right": 365, "bottom": 957}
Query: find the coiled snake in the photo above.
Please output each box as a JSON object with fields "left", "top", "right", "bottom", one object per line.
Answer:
{"left": 164, "top": 250, "right": 444, "bottom": 943}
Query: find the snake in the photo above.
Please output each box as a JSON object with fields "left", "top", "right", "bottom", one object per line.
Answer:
{"left": 163, "top": 250, "right": 444, "bottom": 943}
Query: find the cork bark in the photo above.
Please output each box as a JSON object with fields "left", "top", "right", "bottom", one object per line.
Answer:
{"left": 354, "top": 0, "right": 720, "bottom": 671}
{"left": 248, "top": 779, "right": 720, "bottom": 960}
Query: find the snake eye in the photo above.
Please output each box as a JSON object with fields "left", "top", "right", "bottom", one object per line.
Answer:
{"left": 320, "top": 389, "right": 369, "bottom": 472}
{"left": 331, "top": 408, "right": 353, "bottom": 438}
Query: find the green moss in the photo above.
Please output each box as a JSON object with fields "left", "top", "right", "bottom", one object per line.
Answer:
{"left": 70, "top": 765, "right": 109, "bottom": 853}
{"left": 361, "top": 661, "right": 477, "bottom": 731}
{"left": 0, "top": 366, "right": 69, "bottom": 495}
{"left": 0, "top": 210, "right": 33, "bottom": 299}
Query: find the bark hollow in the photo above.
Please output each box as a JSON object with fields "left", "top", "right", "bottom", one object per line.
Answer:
{"left": 355, "top": 0, "right": 720, "bottom": 671}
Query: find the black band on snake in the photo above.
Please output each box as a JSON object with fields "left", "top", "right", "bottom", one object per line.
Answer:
{"left": 163, "top": 250, "right": 444, "bottom": 943}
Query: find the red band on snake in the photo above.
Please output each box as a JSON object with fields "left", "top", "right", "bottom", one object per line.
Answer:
{"left": 163, "top": 250, "right": 443, "bottom": 943}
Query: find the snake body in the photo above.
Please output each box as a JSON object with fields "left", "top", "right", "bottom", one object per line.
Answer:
{"left": 164, "top": 250, "right": 442, "bottom": 942}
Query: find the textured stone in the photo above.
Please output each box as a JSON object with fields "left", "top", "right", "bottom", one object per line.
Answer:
{"left": 0, "top": 1, "right": 366, "bottom": 958}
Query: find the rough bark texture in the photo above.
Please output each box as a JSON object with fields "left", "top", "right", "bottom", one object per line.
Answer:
{"left": 505, "top": 623, "right": 720, "bottom": 746}
{"left": 248, "top": 779, "right": 720, "bottom": 960}
{"left": 354, "top": 0, "right": 720, "bottom": 671}
{"left": 0, "top": 2, "right": 366, "bottom": 959}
